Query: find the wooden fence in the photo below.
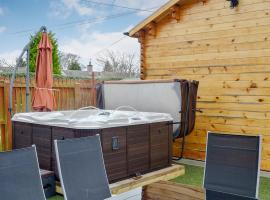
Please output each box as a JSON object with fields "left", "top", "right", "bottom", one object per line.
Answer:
{"left": 0, "top": 76, "right": 96, "bottom": 151}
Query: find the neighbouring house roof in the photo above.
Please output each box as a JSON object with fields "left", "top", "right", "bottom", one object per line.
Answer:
{"left": 0, "top": 67, "right": 91, "bottom": 79}
{"left": 62, "top": 70, "right": 139, "bottom": 80}
{"left": 0, "top": 66, "right": 26, "bottom": 74}
{"left": 61, "top": 70, "right": 92, "bottom": 79}
{"left": 96, "top": 71, "right": 140, "bottom": 80}
{"left": 128, "top": 0, "right": 183, "bottom": 37}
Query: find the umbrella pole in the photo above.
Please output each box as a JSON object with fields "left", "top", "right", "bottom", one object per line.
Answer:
{"left": 9, "top": 26, "right": 47, "bottom": 116}
{"left": 9, "top": 47, "right": 27, "bottom": 116}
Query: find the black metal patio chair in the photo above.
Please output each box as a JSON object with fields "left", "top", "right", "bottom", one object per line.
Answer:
{"left": 54, "top": 135, "right": 111, "bottom": 200}
{"left": 0, "top": 146, "right": 46, "bottom": 200}
{"left": 204, "top": 132, "right": 261, "bottom": 200}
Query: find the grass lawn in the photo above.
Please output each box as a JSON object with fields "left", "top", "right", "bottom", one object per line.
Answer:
{"left": 48, "top": 164, "right": 270, "bottom": 200}
{"left": 48, "top": 196, "right": 63, "bottom": 200}
{"left": 172, "top": 165, "right": 270, "bottom": 200}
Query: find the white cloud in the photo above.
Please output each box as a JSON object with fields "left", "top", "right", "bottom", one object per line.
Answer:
{"left": 98, "top": 0, "right": 168, "bottom": 16}
{"left": 63, "top": 0, "right": 93, "bottom": 15}
{"left": 0, "top": 26, "right": 6, "bottom": 33}
{"left": 0, "top": 7, "right": 6, "bottom": 33}
{"left": 116, "top": 0, "right": 167, "bottom": 8}
{"left": 0, "top": 7, "right": 4, "bottom": 16}
{"left": 59, "top": 29, "right": 140, "bottom": 71}
{"left": 0, "top": 28, "right": 140, "bottom": 71}
{"left": 49, "top": 0, "right": 168, "bottom": 19}
{"left": 0, "top": 49, "right": 21, "bottom": 66}
{"left": 114, "top": 0, "right": 168, "bottom": 16}
{"left": 49, "top": 0, "right": 93, "bottom": 18}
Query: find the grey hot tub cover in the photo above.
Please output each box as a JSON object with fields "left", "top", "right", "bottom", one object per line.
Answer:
{"left": 98, "top": 79, "right": 199, "bottom": 139}
{"left": 54, "top": 135, "right": 111, "bottom": 200}
{"left": 0, "top": 146, "right": 46, "bottom": 200}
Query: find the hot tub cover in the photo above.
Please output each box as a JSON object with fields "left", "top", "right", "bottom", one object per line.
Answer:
{"left": 204, "top": 132, "right": 261, "bottom": 199}
{"left": 12, "top": 109, "right": 173, "bottom": 129}
{"left": 101, "top": 79, "right": 199, "bottom": 139}
{"left": 55, "top": 135, "right": 111, "bottom": 200}
{"left": 0, "top": 146, "right": 46, "bottom": 200}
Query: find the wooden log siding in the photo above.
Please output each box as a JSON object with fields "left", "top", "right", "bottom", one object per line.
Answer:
{"left": 0, "top": 76, "right": 96, "bottom": 151}
{"left": 136, "top": 0, "right": 270, "bottom": 170}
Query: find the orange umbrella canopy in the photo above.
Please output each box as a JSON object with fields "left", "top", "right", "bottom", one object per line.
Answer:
{"left": 32, "top": 32, "right": 54, "bottom": 111}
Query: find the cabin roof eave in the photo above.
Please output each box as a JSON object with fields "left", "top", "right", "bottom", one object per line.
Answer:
{"left": 128, "top": 0, "right": 181, "bottom": 37}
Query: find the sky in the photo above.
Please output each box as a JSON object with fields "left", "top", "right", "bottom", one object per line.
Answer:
{"left": 0, "top": 0, "right": 168, "bottom": 71}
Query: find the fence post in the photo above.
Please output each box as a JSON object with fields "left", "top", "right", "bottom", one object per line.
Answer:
{"left": 91, "top": 72, "right": 96, "bottom": 106}
{"left": 0, "top": 125, "right": 5, "bottom": 151}
{"left": 4, "top": 80, "right": 12, "bottom": 150}
{"left": 0, "top": 80, "right": 6, "bottom": 151}
{"left": 74, "top": 83, "right": 81, "bottom": 109}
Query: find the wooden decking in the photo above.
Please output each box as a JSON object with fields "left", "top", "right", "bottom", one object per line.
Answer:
{"left": 143, "top": 181, "right": 205, "bottom": 200}
{"left": 56, "top": 164, "right": 185, "bottom": 195}
{"left": 110, "top": 164, "right": 184, "bottom": 195}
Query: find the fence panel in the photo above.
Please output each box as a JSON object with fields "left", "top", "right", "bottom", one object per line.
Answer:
{"left": 0, "top": 76, "right": 96, "bottom": 151}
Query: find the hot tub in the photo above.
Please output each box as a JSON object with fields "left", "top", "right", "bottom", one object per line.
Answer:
{"left": 12, "top": 109, "right": 173, "bottom": 182}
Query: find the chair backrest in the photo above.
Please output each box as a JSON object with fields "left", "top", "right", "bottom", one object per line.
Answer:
{"left": 0, "top": 146, "right": 46, "bottom": 200}
{"left": 54, "top": 135, "right": 111, "bottom": 200}
{"left": 204, "top": 132, "right": 261, "bottom": 199}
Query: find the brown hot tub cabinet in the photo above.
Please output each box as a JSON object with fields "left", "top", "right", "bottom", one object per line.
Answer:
{"left": 12, "top": 110, "right": 173, "bottom": 182}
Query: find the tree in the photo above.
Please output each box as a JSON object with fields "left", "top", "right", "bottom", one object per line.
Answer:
{"left": 97, "top": 51, "right": 139, "bottom": 77}
{"left": 60, "top": 52, "right": 82, "bottom": 71}
{"left": 68, "top": 60, "right": 81, "bottom": 71}
{"left": 103, "top": 60, "right": 113, "bottom": 72}
{"left": 29, "top": 31, "right": 61, "bottom": 75}
{"left": 60, "top": 52, "right": 78, "bottom": 70}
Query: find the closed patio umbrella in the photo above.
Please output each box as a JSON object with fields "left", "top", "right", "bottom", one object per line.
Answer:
{"left": 32, "top": 32, "right": 54, "bottom": 111}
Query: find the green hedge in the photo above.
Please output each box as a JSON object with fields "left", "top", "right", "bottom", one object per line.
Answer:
{"left": 29, "top": 32, "right": 61, "bottom": 75}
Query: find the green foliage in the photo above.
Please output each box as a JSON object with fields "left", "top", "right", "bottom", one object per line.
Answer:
{"left": 172, "top": 164, "right": 204, "bottom": 187}
{"left": 29, "top": 31, "right": 61, "bottom": 75}
{"left": 0, "top": 72, "right": 91, "bottom": 80}
{"left": 48, "top": 196, "right": 63, "bottom": 200}
{"left": 68, "top": 60, "right": 81, "bottom": 71}
{"left": 0, "top": 72, "right": 34, "bottom": 78}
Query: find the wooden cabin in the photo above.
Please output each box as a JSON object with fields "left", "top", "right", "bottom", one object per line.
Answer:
{"left": 128, "top": 0, "right": 270, "bottom": 171}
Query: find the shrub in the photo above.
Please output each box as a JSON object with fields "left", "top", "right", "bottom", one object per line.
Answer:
{"left": 68, "top": 60, "right": 81, "bottom": 71}
{"left": 29, "top": 31, "right": 61, "bottom": 75}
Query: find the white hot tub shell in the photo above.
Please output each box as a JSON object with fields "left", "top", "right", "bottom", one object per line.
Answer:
{"left": 12, "top": 109, "right": 174, "bottom": 182}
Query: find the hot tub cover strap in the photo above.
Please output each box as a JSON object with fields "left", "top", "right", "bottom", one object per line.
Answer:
{"left": 96, "top": 83, "right": 105, "bottom": 109}
{"left": 176, "top": 79, "right": 199, "bottom": 139}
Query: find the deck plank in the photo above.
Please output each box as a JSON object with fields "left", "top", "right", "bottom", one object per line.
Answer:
{"left": 56, "top": 164, "right": 185, "bottom": 195}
